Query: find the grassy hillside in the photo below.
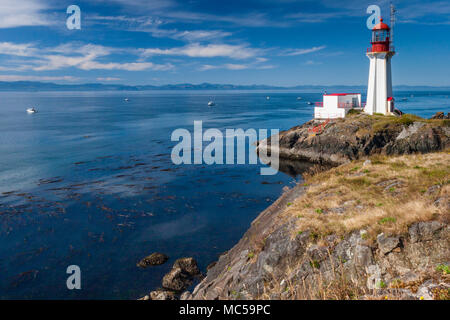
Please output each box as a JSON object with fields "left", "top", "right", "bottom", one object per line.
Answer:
{"left": 285, "top": 152, "right": 449, "bottom": 242}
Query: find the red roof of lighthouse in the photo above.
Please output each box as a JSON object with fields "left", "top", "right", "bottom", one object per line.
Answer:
{"left": 373, "top": 18, "right": 390, "bottom": 31}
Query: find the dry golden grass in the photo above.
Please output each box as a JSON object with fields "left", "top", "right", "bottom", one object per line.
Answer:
{"left": 345, "top": 112, "right": 450, "bottom": 134}
{"left": 284, "top": 152, "right": 450, "bottom": 241}
{"left": 259, "top": 252, "right": 369, "bottom": 300}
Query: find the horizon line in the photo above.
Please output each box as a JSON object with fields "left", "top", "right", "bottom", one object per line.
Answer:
{"left": 0, "top": 81, "right": 449, "bottom": 89}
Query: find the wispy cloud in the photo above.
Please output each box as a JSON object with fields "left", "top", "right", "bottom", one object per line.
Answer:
{"left": 199, "top": 58, "right": 275, "bottom": 71}
{"left": 0, "top": 42, "right": 173, "bottom": 72}
{"left": 173, "top": 30, "right": 232, "bottom": 41}
{"left": 164, "top": 11, "right": 289, "bottom": 27}
{"left": 88, "top": 14, "right": 233, "bottom": 42}
{"left": 281, "top": 46, "right": 326, "bottom": 56}
{"left": 0, "top": 75, "right": 78, "bottom": 82}
{"left": 304, "top": 60, "right": 322, "bottom": 65}
{"left": 0, "top": 42, "right": 37, "bottom": 56}
{"left": 0, "top": 0, "right": 53, "bottom": 28}
{"left": 141, "top": 43, "right": 261, "bottom": 59}
{"left": 286, "top": 0, "right": 450, "bottom": 25}
{"left": 96, "top": 77, "right": 121, "bottom": 81}
{"left": 200, "top": 63, "right": 249, "bottom": 71}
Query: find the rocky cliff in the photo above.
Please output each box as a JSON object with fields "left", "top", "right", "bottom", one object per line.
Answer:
{"left": 257, "top": 112, "right": 449, "bottom": 166}
{"left": 187, "top": 151, "right": 450, "bottom": 300}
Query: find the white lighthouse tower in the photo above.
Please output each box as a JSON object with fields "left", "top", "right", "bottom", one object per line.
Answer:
{"left": 365, "top": 17, "right": 395, "bottom": 115}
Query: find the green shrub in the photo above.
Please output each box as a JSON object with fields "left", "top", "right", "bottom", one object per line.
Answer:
{"left": 347, "top": 109, "right": 361, "bottom": 115}
{"left": 436, "top": 264, "right": 450, "bottom": 275}
{"left": 379, "top": 217, "right": 396, "bottom": 224}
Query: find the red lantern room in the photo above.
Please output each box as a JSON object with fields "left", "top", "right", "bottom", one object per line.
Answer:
{"left": 371, "top": 18, "right": 391, "bottom": 53}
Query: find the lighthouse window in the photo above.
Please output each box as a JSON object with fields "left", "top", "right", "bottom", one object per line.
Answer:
{"left": 373, "top": 31, "right": 388, "bottom": 42}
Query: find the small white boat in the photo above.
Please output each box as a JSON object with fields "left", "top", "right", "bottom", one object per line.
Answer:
{"left": 26, "top": 108, "right": 37, "bottom": 114}
{"left": 307, "top": 101, "right": 313, "bottom": 105}
{"left": 296, "top": 97, "right": 303, "bottom": 100}
{"left": 266, "top": 96, "right": 270, "bottom": 100}
{"left": 124, "top": 98, "right": 129, "bottom": 102}
{"left": 208, "top": 101, "right": 215, "bottom": 107}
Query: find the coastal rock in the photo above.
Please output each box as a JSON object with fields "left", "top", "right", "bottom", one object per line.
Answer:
{"left": 366, "top": 264, "right": 383, "bottom": 290}
{"left": 408, "top": 221, "right": 445, "bottom": 243}
{"left": 180, "top": 291, "right": 192, "bottom": 300}
{"left": 429, "top": 111, "right": 449, "bottom": 120}
{"left": 257, "top": 114, "right": 449, "bottom": 166}
{"left": 395, "top": 122, "right": 425, "bottom": 140}
{"left": 376, "top": 233, "right": 401, "bottom": 255}
{"left": 160, "top": 257, "right": 200, "bottom": 293}
{"left": 137, "top": 252, "right": 168, "bottom": 268}
{"left": 353, "top": 244, "right": 374, "bottom": 268}
{"left": 162, "top": 267, "right": 190, "bottom": 291}
{"left": 206, "top": 261, "right": 217, "bottom": 271}
{"left": 173, "top": 257, "right": 200, "bottom": 276}
{"left": 149, "top": 289, "right": 177, "bottom": 300}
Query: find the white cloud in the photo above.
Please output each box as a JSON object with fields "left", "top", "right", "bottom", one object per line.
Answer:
{"left": 159, "top": 10, "right": 289, "bottom": 28}
{"left": 286, "top": 0, "right": 450, "bottom": 25}
{"left": 224, "top": 64, "right": 248, "bottom": 70}
{"left": 173, "top": 30, "right": 232, "bottom": 41}
{"left": 200, "top": 63, "right": 248, "bottom": 71}
{"left": 77, "top": 61, "right": 173, "bottom": 71}
{"left": 281, "top": 46, "right": 326, "bottom": 56}
{"left": 96, "top": 77, "right": 121, "bottom": 81}
{"left": 305, "top": 60, "right": 322, "bottom": 65}
{"left": 200, "top": 62, "right": 274, "bottom": 71}
{"left": 0, "top": 42, "right": 173, "bottom": 72}
{"left": 0, "top": 42, "right": 37, "bottom": 56}
{"left": 199, "top": 64, "right": 216, "bottom": 71}
{"left": 0, "top": 75, "right": 78, "bottom": 81}
{"left": 0, "top": 0, "right": 52, "bottom": 28}
{"left": 89, "top": 15, "right": 232, "bottom": 42}
{"left": 142, "top": 43, "right": 260, "bottom": 59}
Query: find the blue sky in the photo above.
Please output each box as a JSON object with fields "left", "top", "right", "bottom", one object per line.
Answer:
{"left": 0, "top": 0, "right": 449, "bottom": 86}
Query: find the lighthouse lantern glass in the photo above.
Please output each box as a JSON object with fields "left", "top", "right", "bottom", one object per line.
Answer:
{"left": 372, "top": 30, "right": 389, "bottom": 42}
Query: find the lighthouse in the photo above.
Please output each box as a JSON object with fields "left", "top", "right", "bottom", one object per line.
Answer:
{"left": 364, "top": 17, "right": 395, "bottom": 115}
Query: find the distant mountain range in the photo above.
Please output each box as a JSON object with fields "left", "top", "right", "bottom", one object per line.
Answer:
{"left": 0, "top": 81, "right": 449, "bottom": 92}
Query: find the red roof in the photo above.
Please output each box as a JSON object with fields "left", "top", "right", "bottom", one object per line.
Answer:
{"left": 324, "top": 93, "right": 360, "bottom": 96}
{"left": 373, "top": 18, "right": 390, "bottom": 31}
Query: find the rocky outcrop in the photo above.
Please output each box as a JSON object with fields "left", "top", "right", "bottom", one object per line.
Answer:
{"left": 173, "top": 257, "right": 201, "bottom": 276}
{"left": 186, "top": 183, "right": 449, "bottom": 300}
{"left": 257, "top": 114, "right": 449, "bottom": 166}
{"left": 430, "top": 112, "right": 450, "bottom": 120}
{"left": 162, "top": 257, "right": 201, "bottom": 292}
{"left": 137, "top": 252, "right": 169, "bottom": 268}
{"left": 140, "top": 257, "right": 202, "bottom": 300}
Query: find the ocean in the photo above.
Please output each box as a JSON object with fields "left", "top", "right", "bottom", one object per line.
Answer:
{"left": 0, "top": 90, "right": 448, "bottom": 299}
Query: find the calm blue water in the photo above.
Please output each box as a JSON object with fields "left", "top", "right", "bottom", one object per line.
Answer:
{"left": 0, "top": 90, "right": 448, "bottom": 299}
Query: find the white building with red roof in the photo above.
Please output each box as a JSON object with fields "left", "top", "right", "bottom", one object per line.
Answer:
{"left": 314, "top": 93, "right": 362, "bottom": 119}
